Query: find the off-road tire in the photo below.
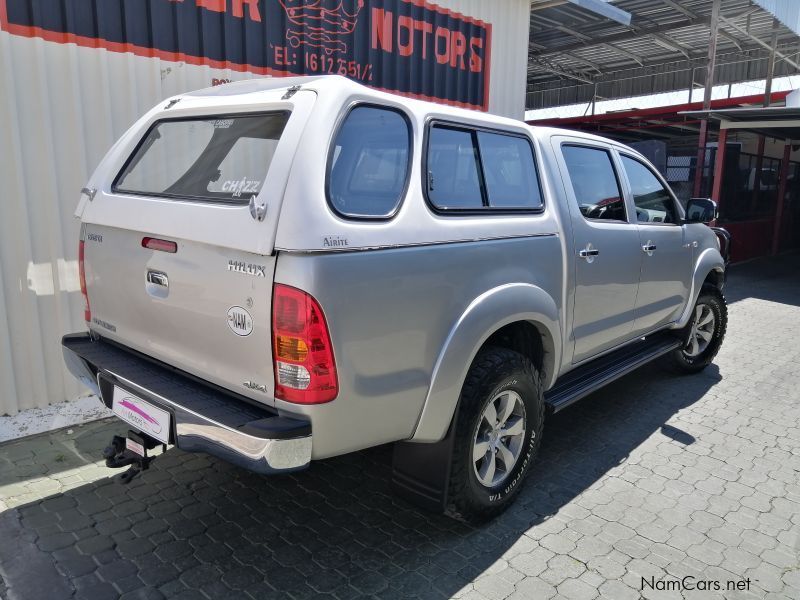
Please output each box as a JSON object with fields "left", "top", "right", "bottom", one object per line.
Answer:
{"left": 669, "top": 285, "right": 727, "bottom": 374}
{"left": 445, "top": 347, "right": 545, "bottom": 523}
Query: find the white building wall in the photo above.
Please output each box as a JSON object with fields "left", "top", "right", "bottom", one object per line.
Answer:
{"left": 0, "top": 0, "right": 530, "bottom": 415}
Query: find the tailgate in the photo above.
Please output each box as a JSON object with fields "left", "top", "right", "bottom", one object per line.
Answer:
{"left": 81, "top": 225, "right": 276, "bottom": 404}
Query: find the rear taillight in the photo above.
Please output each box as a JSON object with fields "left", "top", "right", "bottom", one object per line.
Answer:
{"left": 78, "top": 240, "right": 91, "bottom": 323}
{"left": 272, "top": 284, "right": 338, "bottom": 404}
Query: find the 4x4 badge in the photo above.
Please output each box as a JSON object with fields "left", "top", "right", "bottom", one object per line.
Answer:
{"left": 227, "top": 260, "right": 266, "bottom": 277}
{"left": 243, "top": 381, "right": 268, "bottom": 394}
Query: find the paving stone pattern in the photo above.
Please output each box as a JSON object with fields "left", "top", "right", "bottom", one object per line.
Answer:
{"left": 0, "top": 254, "right": 798, "bottom": 600}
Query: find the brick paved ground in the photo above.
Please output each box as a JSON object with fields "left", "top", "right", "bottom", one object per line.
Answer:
{"left": 1, "top": 254, "right": 798, "bottom": 600}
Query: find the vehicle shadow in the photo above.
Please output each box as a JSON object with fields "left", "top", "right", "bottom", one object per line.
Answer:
{"left": 2, "top": 361, "right": 720, "bottom": 599}
{"left": 724, "top": 251, "right": 799, "bottom": 307}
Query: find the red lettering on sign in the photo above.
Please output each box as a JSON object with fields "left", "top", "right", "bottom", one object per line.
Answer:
{"left": 196, "top": 0, "right": 225, "bottom": 13}
{"left": 371, "top": 6, "right": 484, "bottom": 73}
{"left": 469, "top": 36, "right": 483, "bottom": 73}
{"left": 435, "top": 26, "right": 450, "bottom": 65}
{"left": 372, "top": 8, "right": 393, "bottom": 52}
{"left": 398, "top": 15, "right": 414, "bottom": 57}
{"left": 233, "top": 0, "right": 261, "bottom": 22}
{"left": 186, "top": 0, "right": 259, "bottom": 21}
{"left": 414, "top": 20, "right": 433, "bottom": 59}
{"left": 450, "top": 30, "right": 466, "bottom": 69}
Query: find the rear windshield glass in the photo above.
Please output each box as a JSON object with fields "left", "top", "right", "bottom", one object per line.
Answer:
{"left": 113, "top": 112, "right": 289, "bottom": 203}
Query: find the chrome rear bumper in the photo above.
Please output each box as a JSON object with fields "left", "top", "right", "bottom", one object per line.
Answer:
{"left": 62, "top": 333, "right": 311, "bottom": 474}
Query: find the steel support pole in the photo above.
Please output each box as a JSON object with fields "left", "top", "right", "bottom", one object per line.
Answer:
{"left": 764, "top": 18, "right": 779, "bottom": 107}
{"left": 752, "top": 18, "right": 781, "bottom": 212}
{"left": 712, "top": 127, "right": 728, "bottom": 208}
{"left": 693, "top": 0, "right": 721, "bottom": 197}
{"left": 772, "top": 142, "right": 791, "bottom": 255}
{"left": 752, "top": 136, "right": 766, "bottom": 211}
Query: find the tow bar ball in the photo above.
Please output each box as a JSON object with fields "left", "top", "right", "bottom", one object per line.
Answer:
{"left": 102, "top": 430, "right": 166, "bottom": 484}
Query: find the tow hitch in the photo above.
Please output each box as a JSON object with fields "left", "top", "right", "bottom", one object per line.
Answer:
{"left": 102, "top": 430, "right": 166, "bottom": 484}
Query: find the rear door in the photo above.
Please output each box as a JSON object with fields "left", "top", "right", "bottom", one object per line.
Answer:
{"left": 554, "top": 139, "right": 643, "bottom": 363}
{"left": 617, "top": 154, "right": 692, "bottom": 334}
{"left": 78, "top": 90, "right": 316, "bottom": 405}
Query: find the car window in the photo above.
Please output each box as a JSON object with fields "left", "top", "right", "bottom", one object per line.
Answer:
{"left": 328, "top": 106, "right": 411, "bottom": 218}
{"left": 114, "top": 113, "right": 289, "bottom": 202}
{"left": 427, "top": 125, "right": 543, "bottom": 211}
{"left": 561, "top": 145, "right": 626, "bottom": 221}
{"left": 427, "top": 126, "right": 484, "bottom": 209}
{"left": 621, "top": 155, "right": 678, "bottom": 224}
{"left": 477, "top": 132, "right": 543, "bottom": 209}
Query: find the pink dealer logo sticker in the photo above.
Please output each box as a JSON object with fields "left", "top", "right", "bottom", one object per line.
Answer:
{"left": 118, "top": 397, "right": 164, "bottom": 437}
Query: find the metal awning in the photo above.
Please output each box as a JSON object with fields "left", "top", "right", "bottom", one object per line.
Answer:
{"left": 681, "top": 105, "right": 800, "bottom": 138}
{"left": 528, "top": 0, "right": 800, "bottom": 110}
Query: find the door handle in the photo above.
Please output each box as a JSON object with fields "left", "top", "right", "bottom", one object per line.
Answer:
{"left": 578, "top": 244, "right": 600, "bottom": 263}
{"left": 642, "top": 242, "right": 657, "bottom": 255}
{"left": 146, "top": 270, "right": 169, "bottom": 288}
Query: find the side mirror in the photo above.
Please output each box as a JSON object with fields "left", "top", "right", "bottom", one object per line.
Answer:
{"left": 684, "top": 198, "right": 717, "bottom": 224}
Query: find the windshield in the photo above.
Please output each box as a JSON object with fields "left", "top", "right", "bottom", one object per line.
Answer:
{"left": 113, "top": 112, "right": 289, "bottom": 203}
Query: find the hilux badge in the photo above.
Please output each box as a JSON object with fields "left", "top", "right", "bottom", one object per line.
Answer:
{"left": 227, "top": 260, "right": 266, "bottom": 277}
{"left": 227, "top": 306, "right": 254, "bottom": 336}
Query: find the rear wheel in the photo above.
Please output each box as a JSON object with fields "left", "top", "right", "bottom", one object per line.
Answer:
{"left": 669, "top": 286, "right": 727, "bottom": 373}
{"left": 445, "top": 347, "right": 544, "bottom": 523}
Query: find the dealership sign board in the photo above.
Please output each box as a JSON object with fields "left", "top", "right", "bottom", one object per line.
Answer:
{"left": 1, "top": 0, "right": 492, "bottom": 110}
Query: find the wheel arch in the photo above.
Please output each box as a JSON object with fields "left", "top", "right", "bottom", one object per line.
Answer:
{"left": 674, "top": 248, "right": 726, "bottom": 329}
{"left": 702, "top": 267, "right": 725, "bottom": 291}
{"left": 410, "top": 283, "right": 561, "bottom": 443}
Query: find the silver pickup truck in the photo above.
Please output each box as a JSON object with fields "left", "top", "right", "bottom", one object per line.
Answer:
{"left": 62, "top": 75, "right": 727, "bottom": 522}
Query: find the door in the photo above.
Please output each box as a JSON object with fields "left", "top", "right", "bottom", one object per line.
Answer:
{"left": 557, "top": 143, "right": 643, "bottom": 363}
{"left": 618, "top": 154, "right": 692, "bottom": 334}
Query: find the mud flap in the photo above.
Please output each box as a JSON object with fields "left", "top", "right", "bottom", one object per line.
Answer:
{"left": 391, "top": 420, "right": 457, "bottom": 513}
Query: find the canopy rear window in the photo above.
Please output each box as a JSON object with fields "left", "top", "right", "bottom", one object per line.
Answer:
{"left": 113, "top": 112, "right": 289, "bottom": 203}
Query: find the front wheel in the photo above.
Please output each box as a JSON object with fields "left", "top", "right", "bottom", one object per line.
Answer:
{"left": 669, "top": 286, "right": 727, "bottom": 373}
{"left": 445, "top": 347, "right": 544, "bottom": 523}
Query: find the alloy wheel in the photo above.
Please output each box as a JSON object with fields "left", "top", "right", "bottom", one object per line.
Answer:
{"left": 472, "top": 390, "right": 527, "bottom": 488}
{"left": 684, "top": 303, "right": 716, "bottom": 357}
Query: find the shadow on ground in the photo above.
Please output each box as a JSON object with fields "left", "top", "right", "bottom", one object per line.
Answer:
{"left": 725, "top": 251, "right": 799, "bottom": 306}
{"left": 0, "top": 359, "right": 720, "bottom": 600}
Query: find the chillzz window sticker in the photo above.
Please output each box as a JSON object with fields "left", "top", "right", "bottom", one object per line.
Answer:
{"left": 221, "top": 178, "right": 261, "bottom": 197}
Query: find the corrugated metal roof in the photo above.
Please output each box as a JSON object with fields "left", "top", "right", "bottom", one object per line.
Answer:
{"left": 528, "top": 0, "right": 800, "bottom": 109}
{"left": 683, "top": 105, "right": 800, "bottom": 120}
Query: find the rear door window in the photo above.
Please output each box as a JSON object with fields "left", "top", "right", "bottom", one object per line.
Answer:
{"left": 478, "top": 131, "right": 542, "bottom": 209}
{"left": 327, "top": 105, "right": 412, "bottom": 219}
{"left": 427, "top": 126, "right": 484, "bottom": 209}
{"left": 426, "top": 125, "right": 543, "bottom": 211}
{"left": 114, "top": 113, "right": 289, "bottom": 203}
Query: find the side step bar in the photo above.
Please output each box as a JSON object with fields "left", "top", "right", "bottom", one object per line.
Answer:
{"left": 545, "top": 332, "right": 682, "bottom": 414}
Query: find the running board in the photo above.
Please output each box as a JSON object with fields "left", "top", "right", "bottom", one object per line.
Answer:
{"left": 545, "top": 332, "right": 681, "bottom": 414}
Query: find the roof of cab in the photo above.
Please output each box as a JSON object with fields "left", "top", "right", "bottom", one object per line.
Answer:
{"left": 527, "top": 124, "right": 631, "bottom": 150}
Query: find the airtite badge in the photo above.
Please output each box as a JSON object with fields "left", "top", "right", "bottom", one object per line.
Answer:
{"left": 227, "top": 306, "right": 254, "bottom": 337}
